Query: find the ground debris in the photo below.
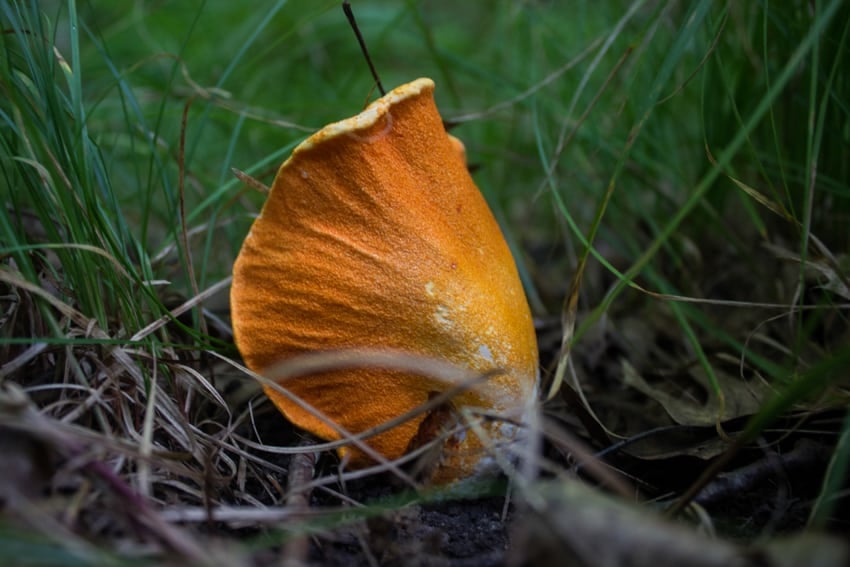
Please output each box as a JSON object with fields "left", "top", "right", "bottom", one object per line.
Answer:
{"left": 509, "top": 480, "right": 849, "bottom": 567}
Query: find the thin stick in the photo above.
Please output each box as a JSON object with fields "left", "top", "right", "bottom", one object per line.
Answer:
{"left": 281, "top": 442, "right": 319, "bottom": 567}
{"left": 342, "top": 1, "right": 385, "bottom": 96}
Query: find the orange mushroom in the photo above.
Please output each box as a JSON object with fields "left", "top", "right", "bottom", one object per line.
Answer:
{"left": 230, "top": 78, "right": 538, "bottom": 483}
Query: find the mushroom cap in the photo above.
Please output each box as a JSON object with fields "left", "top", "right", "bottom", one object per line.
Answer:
{"left": 231, "top": 78, "right": 538, "bottom": 483}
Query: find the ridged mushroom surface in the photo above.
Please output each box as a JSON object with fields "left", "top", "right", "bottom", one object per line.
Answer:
{"left": 231, "top": 78, "right": 538, "bottom": 483}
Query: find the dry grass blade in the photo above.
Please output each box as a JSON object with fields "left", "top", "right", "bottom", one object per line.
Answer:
{"left": 130, "top": 277, "right": 231, "bottom": 342}
{"left": 0, "top": 266, "right": 145, "bottom": 385}
{"left": 0, "top": 384, "right": 210, "bottom": 563}
{"left": 545, "top": 44, "right": 635, "bottom": 403}
{"left": 214, "top": 348, "right": 541, "bottom": 489}
{"left": 540, "top": 415, "right": 633, "bottom": 499}
{"left": 230, "top": 167, "right": 270, "bottom": 194}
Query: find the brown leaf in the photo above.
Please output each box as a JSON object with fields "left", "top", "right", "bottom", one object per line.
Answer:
{"left": 621, "top": 360, "right": 771, "bottom": 427}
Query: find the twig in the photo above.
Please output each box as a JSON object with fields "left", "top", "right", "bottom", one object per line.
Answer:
{"left": 694, "top": 439, "right": 831, "bottom": 506}
{"left": 280, "top": 439, "right": 319, "bottom": 567}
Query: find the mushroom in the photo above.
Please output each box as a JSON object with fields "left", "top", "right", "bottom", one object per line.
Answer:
{"left": 230, "top": 78, "right": 538, "bottom": 483}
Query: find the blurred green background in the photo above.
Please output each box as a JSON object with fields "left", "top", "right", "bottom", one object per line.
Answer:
{"left": 2, "top": 0, "right": 848, "bottom": 404}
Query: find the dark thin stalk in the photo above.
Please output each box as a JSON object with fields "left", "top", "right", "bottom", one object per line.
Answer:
{"left": 343, "top": 1, "right": 385, "bottom": 96}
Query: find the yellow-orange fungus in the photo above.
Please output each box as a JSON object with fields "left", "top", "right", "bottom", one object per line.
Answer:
{"left": 231, "top": 79, "right": 538, "bottom": 483}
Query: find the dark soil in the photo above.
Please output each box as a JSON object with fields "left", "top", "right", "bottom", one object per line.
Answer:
{"left": 310, "top": 495, "right": 510, "bottom": 567}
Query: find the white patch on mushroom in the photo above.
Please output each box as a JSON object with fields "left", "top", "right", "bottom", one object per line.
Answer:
{"left": 477, "top": 343, "right": 494, "bottom": 363}
{"left": 424, "top": 281, "right": 436, "bottom": 297}
{"left": 434, "top": 304, "right": 451, "bottom": 327}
